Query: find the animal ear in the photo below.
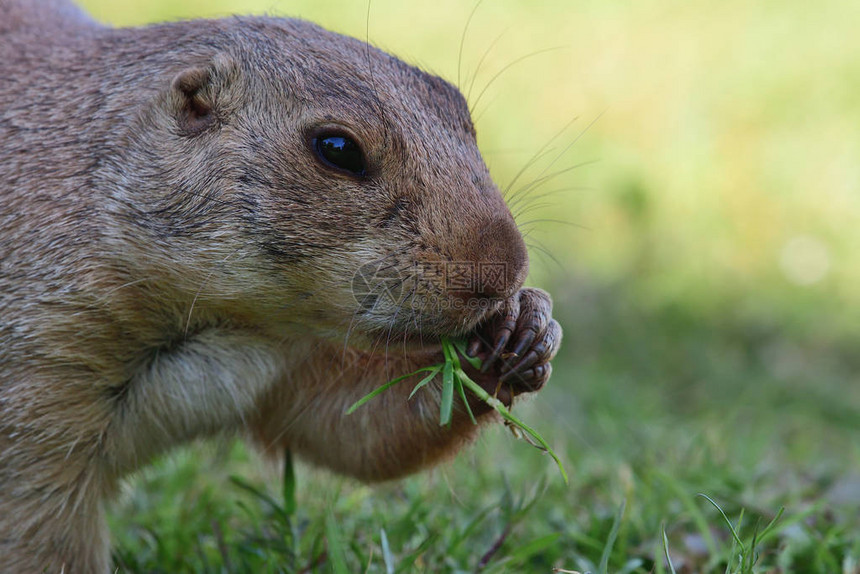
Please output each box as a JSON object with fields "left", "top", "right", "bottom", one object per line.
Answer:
{"left": 170, "top": 54, "right": 240, "bottom": 135}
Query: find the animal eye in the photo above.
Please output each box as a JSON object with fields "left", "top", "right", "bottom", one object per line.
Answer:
{"left": 313, "top": 132, "right": 367, "bottom": 176}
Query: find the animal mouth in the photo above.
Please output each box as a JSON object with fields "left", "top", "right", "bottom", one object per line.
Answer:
{"left": 348, "top": 251, "right": 512, "bottom": 349}
{"left": 360, "top": 294, "right": 503, "bottom": 352}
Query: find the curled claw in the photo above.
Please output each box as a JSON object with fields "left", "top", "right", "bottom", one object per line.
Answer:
{"left": 505, "top": 363, "right": 552, "bottom": 392}
{"left": 500, "top": 318, "right": 561, "bottom": 382}
{"left": 500, "top": 347, "right": 541, "bottom": 382}
{"left": 461, "top": 287, "right": 560, "bottom": 404}
{"left": 500, "top": 289, "right": 552, "bottom": 372}
{"left": 502, "top": 289, "right": 552, "bottom": 371}
{"left": 504, "top": 325, "right": 538, "bottom": 371}
{"left": 481, "top": 294, "right": 520, "bottom": 372}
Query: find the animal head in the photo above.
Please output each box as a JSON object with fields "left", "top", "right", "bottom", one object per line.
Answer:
{"left": 111, "top": 17, "right": 527, "bottom": 344}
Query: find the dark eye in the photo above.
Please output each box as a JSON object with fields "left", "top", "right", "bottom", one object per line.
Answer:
{"left": 313, "top": 132, "right": 367, "bottom": 176}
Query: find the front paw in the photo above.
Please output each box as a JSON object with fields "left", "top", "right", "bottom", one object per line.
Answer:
{"left": 462, "top": 287, "right": 562, "bottom": 405}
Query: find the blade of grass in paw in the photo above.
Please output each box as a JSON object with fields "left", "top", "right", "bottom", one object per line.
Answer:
{"left": 452, "top": 338, "right": 482, "bottom": 370}
{"left": 344, "top": 337, "right": 566, "bottom": 483}
{"left": 407, "top": 365, "right": 443, "bottom": 400}
{"left": 445, "top": 339, "right": 477, "bottom": 424}
{"left": 439, "top": 359, "right": 454, "bottom": 426}
{"left": 345, "top": 366, "right": 438, "bottom": 414}
{"left": 455, "top": 377, "right": 477, "bottom": 425}
{"left": 455, "top": 366, "right": 568, "bottom": 484}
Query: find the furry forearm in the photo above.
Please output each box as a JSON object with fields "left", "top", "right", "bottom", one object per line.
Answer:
{"left": 105, "top": 330, "right": 287, "bottom": 473}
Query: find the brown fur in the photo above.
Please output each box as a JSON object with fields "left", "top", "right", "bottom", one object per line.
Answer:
{"left": 0, "top": 1, "right": 558, "bottom": 571}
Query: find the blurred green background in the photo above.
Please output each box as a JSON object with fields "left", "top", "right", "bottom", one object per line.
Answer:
{"left": 77, "top": 0, "right": 860, "bottom": 570}
{"left": 79, "top": 0, "right": 860, "bottom": 348}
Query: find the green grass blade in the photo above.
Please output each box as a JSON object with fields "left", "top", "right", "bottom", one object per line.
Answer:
{"left": 282, "top": 448, "right": 296, "bottom": 517}
{"left": 598, "top": 499, "right": 626, "bottom": 574}
{"left": 757, "top": 506, "right": 785, "bottom": 542}
{"left": 455, "top": 377, "right": 478, "bottom": 425}
{"left": 229, "top": 475, "right": 291, "bottom": 524}
{"left": 698, "top": 493, "right": 744, "bottom": 548}
{"left": 444, "top": 338, "right": 477, "bottom": 422}
{"left": 745, "top": 518, "right": 761, "bottom": 572}
{"left": 456, "top": 368, "right": 568, "bottom": 483}
{"left": 325, "top": 510, "right": 349, "bottom": 574}
{"left": 451, "top": 338, "right": 482, "bottom": 369}
{"left": 407, "top": 365, "right": 442, "bottom": 400}
{"left": 441, "top": 337, "right": 456, "bottom": 364}
{"left": 505, "top": 532, "right": 561, "bottom": 564}
{"left": 662, "top": 524, "right": 677, "bottom": 574}
{"left": 346, "top": 337, "right": 565, "bottom": 479}
{"left": 446, "top": 505, "right": 496, "bottom": 555}
{"left": 656, "top": 474, "right": 718, "bottom": 559}
{"left": 345, "top": 367, "right": 437, "bottom": 414}
{"left": 395, "top": 533, "right": 438, "bottom": 574}
{"left": 440, "top": 360, "right": 454, "bottom": 426}
{"left": 499, "top": 410, "right": 568, "bottom": 484}
{"left": 380, "top": 528, "right": 395, "bottom": 574}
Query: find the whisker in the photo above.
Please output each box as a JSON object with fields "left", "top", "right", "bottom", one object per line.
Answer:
{"left": 457, "top": 0, "right": 485, "bottom": 92}
{"left": 518, "top": 218, "right": 589, "bottom": 231}
{"left": 471, "top": 91, "right": 504, "bottom": 127}
{"left": 525, "top": 240, "right": 564, "bottom": 270}
{"left": 470, "top": 46, "right": 564, "bottom": 119}
{"left": 507, "top": 184, "right": 592, "bottom": 215}
{"left": 363, "top": 0, "right": 393, "bottom": 139}
{"left": 183, "top": 242, "right": 255, "bottom": 339}
{"left": 339, "top": 246, "right": 414, "bottom": 361}
{"left": 507, "top": 160, "right": 599, "bottom": 209}
{"left": 465, "top": 28, "right": 508, "bottom": 105}
{"left": 511, "top": 202, "right": 559, "bottom": 221}
{"left": 502, "top": 116, "right": 579, "bottom": 199}
{"left": 506, "top": 112, "right": 604, "bottom": 207}
{"left": 383, "top": 281, "right": 417, "bottom": 369}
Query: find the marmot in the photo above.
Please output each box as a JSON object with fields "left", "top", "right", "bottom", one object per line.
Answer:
{"left": 0, "top": 0, "right": 562, "bottom": 571}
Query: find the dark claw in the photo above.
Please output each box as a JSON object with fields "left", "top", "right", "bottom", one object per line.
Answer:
{"left": 501, "top": 291, "right": 550, "bottom": 373}
{"left": 481, "top": 295, "right": 520, "bottom": 372}
{"left": 505, "top": 318, "right": 560, "bottom": 377}
{"left": 504, "top": 325, "right": 539, "bottom": 372}
{"left": 465, "top": 288, "right": 559, "bottom": 404}
{"left": 507, "top": 363, "right": 551, "bottom": 391}
{"left": 529, "top": 363, "right": 551, "bottom": 390}
{"left": 466, "top": 337, "right": 481, "bottom": 358}
{"left": 482, "top": 329, "right": 512, "bottom": 372}
{"left": 499, "top": 347, "right": 541, "bottom": 382}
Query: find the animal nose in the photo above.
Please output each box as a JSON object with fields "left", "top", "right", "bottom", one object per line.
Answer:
{"left": 474, "top": 266, "right": 514, "bottom": 299}
{"left": 451, "top": 216, "right": 528, "bottom": 302}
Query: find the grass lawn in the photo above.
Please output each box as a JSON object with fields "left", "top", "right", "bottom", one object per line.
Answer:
{"left": 77, "top": 0, "right": 860, "bottom": 571}
{"left": 108, "top": 288, "right": 860, "bottom": 572}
